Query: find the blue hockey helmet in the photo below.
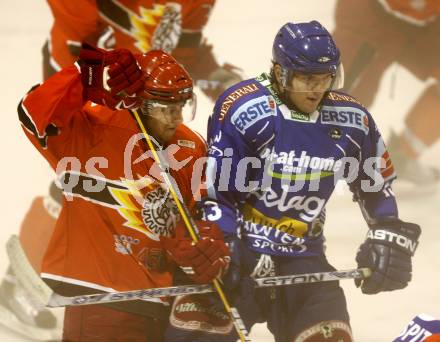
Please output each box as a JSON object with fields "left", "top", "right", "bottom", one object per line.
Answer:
{"left": 272, "top": 21, "right": 343, "bottom": 90}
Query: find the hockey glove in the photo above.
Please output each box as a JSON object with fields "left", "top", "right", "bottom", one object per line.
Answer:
{"left": 355, "top": 219, "right": 421, "bottom": 294}
{"left": 221, "top": 237, "right": 243, "bottom": 291}
{"left": 160, "top": 220, "right": 230, "bottom": 284}
{"left": 222, "top": 237, "right": 270, "bottom": 291}
{"left": 173, "top": 39, "right": 243, "bottom": 101}
{"left": 198, "top": 63, "right": 244, "bottom": 101}
{"left": 78, "top": 43, "right": 144, "bottom": 110}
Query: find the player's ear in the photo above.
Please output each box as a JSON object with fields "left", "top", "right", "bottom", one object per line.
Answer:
{"left": 273, "top": 64, "right": 283, "bottom": 85}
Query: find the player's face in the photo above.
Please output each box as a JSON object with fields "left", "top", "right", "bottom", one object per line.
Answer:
{"left": 144, "top": 101, "right": 184, "bottom": 144}
{"left": 287, "top": 73, "right": 333, "bottom": 113}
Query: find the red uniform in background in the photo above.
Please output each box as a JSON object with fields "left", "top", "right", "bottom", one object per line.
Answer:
{"left": 333, "top": 0, "right": 440, "bottom": 186}
{"left": 43, "top": 0, "right": 240, "bottom": 98}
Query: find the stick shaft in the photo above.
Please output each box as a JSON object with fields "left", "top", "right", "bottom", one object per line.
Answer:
{"left": 7, "top": 234, "right": 370, "bottom": 309}
{"left": 46, "top": 268, "right": 370, "bottom": 307}
{"left": 132, "top": 110, "right": 251, "bottom": 341}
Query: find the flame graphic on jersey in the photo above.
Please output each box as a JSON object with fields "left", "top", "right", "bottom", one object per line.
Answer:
{"left": 130, "top": 5, "right": 165, "bottom": 52}
{"left": 109, "top": 176, "right": 158, "bottom": 240}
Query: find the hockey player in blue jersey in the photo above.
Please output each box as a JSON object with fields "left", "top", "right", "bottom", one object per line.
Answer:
{"left": 165, "top": 21, "right": 421, "bottom": 342}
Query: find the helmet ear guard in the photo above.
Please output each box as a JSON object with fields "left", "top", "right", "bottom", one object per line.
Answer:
{"left": 331, "top": 63, "right": 344, "bottom": 90}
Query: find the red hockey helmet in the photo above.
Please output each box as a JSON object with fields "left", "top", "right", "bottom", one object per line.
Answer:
{"left": 136, "top": 50, "right": 193, "bottom": 102}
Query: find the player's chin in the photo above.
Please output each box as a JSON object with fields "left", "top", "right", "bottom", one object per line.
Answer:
{"left": 299, "top": 101, "right": 319, "bottom": 114}
{"left": 305, "top": 96, "right": 324, "bottom": 111}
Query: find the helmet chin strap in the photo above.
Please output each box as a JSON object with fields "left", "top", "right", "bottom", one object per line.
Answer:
{"left": 272, "top": 67, "right": 303, "bottom": 112}
{"left": 280, "top": 86, "right": 303, "bottom": 112}
{"left": 271, "top": 67, "right": 297, "bottom": 111}
{"left": 272, "top": 71, "right": 307, "bottom": 114}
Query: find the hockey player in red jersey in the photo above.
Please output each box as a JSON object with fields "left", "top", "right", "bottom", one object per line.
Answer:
{"left": 43, "top": 0, "right": 242, "bottom": 99}
{"left": 1, "top": 1, "right": 242, "bottom": 337}
{"left": 17, "top": 44, "right": 230, "bottom": 341}
{"left": 332, "top": 0, "right": 440, "bottom": 186}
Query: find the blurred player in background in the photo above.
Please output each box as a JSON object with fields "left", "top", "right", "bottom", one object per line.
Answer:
{"left": 332, "top": 0, "right": 440, "bottom": 186}
{"left": 17, "top": 45, "right": 230, "bottom": 340}
{"left": 43, "top": 0, "right": 242, "bottom": 99}
{"left": 2, "top": 1, "right": 241, "bottom": 338}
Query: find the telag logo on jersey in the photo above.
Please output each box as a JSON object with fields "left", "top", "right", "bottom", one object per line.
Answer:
{"left": 258, "top": 185, "right": 326, "bottom": 222}
{"left": 320, "top": 105, "right": 369, "bottom": 135}
{"left": 231, "top": 96, "right": 276, "bottom": 134}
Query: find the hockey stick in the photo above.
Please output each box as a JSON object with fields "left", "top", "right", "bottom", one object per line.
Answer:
{"left": 49, "top": 267, "right": 371, "bottom": 307}
{"left": 6, "top": 234, "right": 371, "bottom": 309}
{"left": 131, "top": 110, "right": 251, "bottom": 341}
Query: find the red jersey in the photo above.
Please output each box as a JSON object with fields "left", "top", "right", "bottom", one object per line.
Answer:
{"left": 18, "top": 66, "right": 206, "bottom": 317}
{"left": 44, "top": 0, "right": 219, "bottom": 82}
{"left": 378, "top": 0, "right": 440, "bottom": 25}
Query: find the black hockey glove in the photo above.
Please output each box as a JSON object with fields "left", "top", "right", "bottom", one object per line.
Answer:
{"left": 222, "top": 236, "right": 274, "bottom": 288}
{"left": 355, "top": 219, "right": 421, "bottom": 294}
{"left": 222, "top": 237, "right": 244, "bottom": 291}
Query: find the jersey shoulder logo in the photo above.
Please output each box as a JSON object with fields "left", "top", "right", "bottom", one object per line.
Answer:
{"left": 326, "top": 91, "right": 362, "bottom": 105}
{"left": 320, "top": 105, "right": 370, "bottom": 134}
{"left": 230, "top": 96, "right": 276, "bottom": 134}
{"left": 218, "top": 83, "right": 259, "bottom": 121}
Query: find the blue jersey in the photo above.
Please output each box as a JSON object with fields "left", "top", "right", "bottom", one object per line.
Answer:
{"left": 202, "top": 73, "right": 399, "bottom": 257}
{"left": 394, "top": 314, "right": 440, "bottom": 342}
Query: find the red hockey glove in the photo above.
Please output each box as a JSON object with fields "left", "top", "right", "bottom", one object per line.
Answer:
{"left": 161, "top": 220, "right": 230, "bottom": 284}
{"left": 78, "top": 43, "right": 144, "bottom": 110}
